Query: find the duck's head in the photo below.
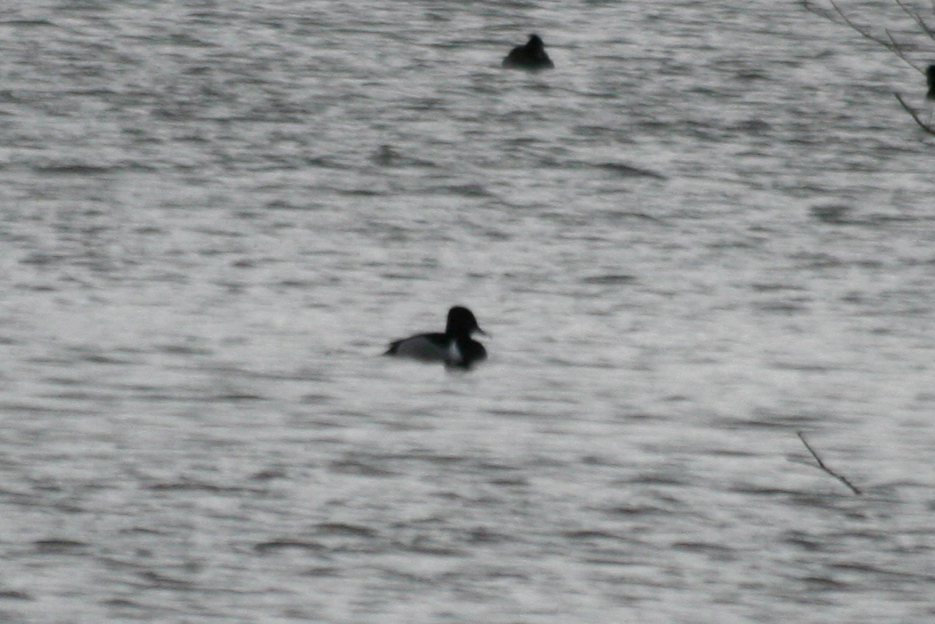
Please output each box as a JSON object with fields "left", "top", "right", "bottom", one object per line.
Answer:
{"left": 446, "top": 306, "right": 485, "bottom": 337}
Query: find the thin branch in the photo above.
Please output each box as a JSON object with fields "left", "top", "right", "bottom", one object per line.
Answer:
{"left": 797, "top": 431, "right": 862, "bottom": 495}
{"left": 805, "top": 0, "right": 924, "bottom": 72}
{"left": 838, "top": 0, "right": 924, "bottom": 71}
{"left": 802, "top": 0, "right": 836, "bottom": 21}
{"left": 830, "top": 0, "right": 893, "bottom": 47}
{"left": 803, "top": 0, "right": 935, "bottom": 130}
{"left": 803, "top": 0, "right": 881, "bottom": 42}
{"left": 894, "top": 0, "right": 935, "bottom": 44}
{"left": 884, "top": 28, "right": 925, "bottom": 73}
{"left": 894, "top": 92, "right": 935, "bottom": 133}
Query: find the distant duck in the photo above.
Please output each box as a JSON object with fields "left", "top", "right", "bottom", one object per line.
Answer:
{"left": 502, "top": 34, "right": 554, "bottom": 70}
{"left": 385, "top": 306, "right": 488, "bottom": 369}
{"left": 927, "top": 64, "right": 935, "bottom": 99}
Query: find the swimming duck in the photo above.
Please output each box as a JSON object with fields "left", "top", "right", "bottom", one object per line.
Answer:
{"left": 385, "top": 306, "right": 487, "bottom": 369}
{"left": 502, "top": 34, "right": 554, "bottom": 70}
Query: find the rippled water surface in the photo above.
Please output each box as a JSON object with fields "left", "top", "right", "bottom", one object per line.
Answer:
{"left": 1, "top": 1, "right": 935, "bottom": 622}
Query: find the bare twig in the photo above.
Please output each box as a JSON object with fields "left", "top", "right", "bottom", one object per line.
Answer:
{"left": 885, "top": 28, "right": 926, "bottom": 73}
{"left": 894, "top": 92, "right": 935, "bottom": 133}
{"left": 797, "top": 431, "right": 862, "bottom": 495}
{"left": 804, "top": 0, "right": 926, "bottom": 72}
{"left": 803, "top": 0, "right": 935, "bottom": 130}
{"left": 802, "top": 0, "right": 833, "bottom": 20}
{"left": 839, "top": 0, "right": 924, "bottom": 71}
{"left": 830, "top": 0, "right": 892, "bottom": 46}
{"left": 895, "top": 0, "right": 935, "bottom": 43}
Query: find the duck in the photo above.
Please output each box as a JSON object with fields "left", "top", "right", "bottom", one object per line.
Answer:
{"left": 385, "top": 306, "right": 487, "bottom": 369}
{"left": 502, "top": 34, "right": 554, "bottom": 71}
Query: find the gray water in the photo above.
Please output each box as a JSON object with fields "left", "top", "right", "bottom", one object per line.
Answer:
{"left": 1, "top": 1, "right": 935, "bottom": 622}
